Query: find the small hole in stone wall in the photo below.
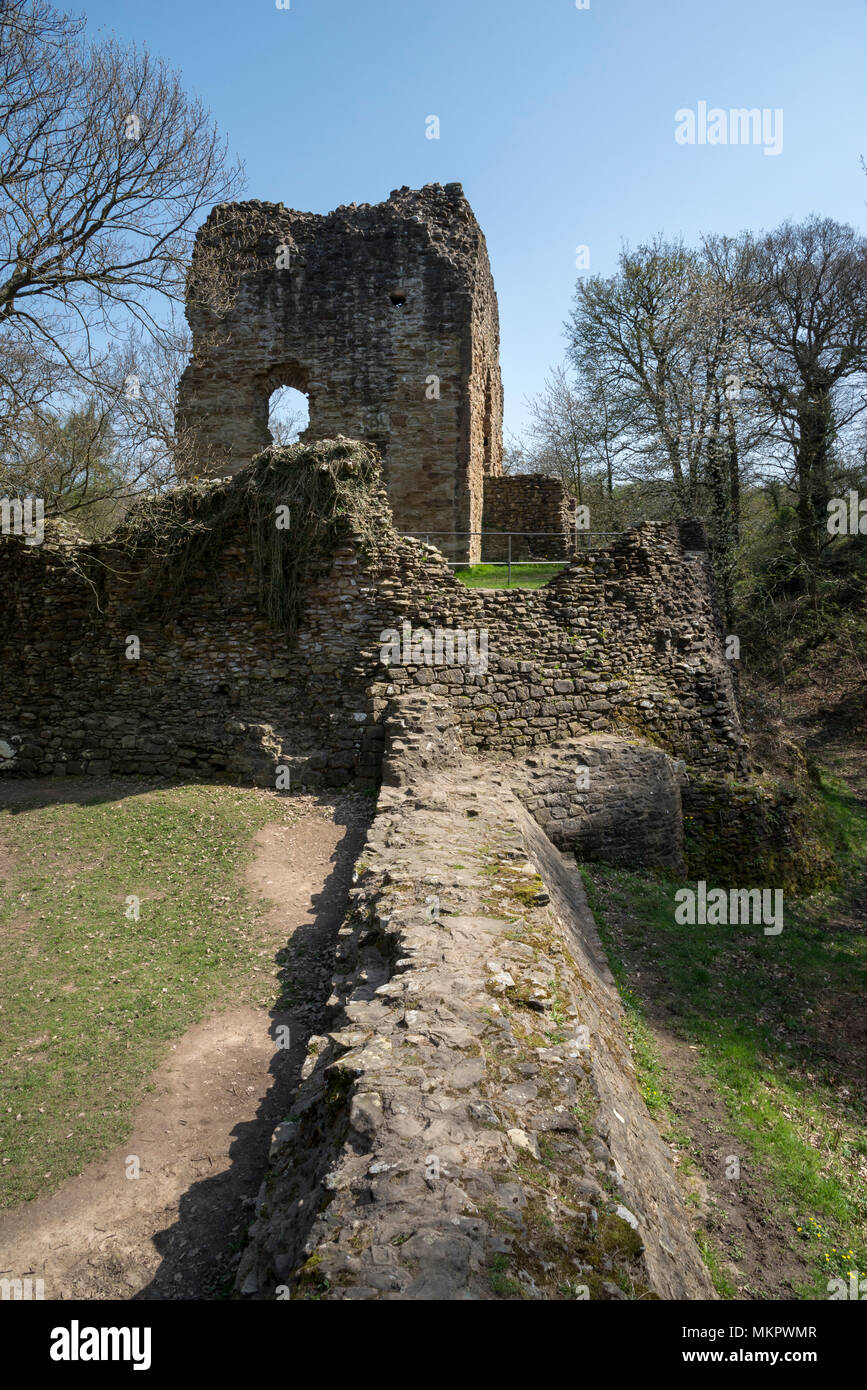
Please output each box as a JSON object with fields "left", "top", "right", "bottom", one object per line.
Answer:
{"left": 389, "top": 289, "right": 407, "bottom": 307}
{"left": 268, "top": 385, "right": 309, "bottom": 445}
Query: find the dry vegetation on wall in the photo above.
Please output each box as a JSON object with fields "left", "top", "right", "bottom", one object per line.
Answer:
{"left": 96, "top": 442, "right": 382, "bottom": 635}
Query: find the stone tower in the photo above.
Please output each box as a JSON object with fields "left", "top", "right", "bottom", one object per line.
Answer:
{"left": 177, "top": 183, "right": 503, "bottom": 561}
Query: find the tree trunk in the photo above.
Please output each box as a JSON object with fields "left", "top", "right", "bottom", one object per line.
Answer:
{"left": 706, "top": 395, "right": 736, "bottom": 624}
{"left": 794, "top": 386, "right": 834, "bottom": 605}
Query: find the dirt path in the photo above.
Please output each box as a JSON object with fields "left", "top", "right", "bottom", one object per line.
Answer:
{"left": 650, "top": 1023, "right": 809, "bottom": 1298}
{"left": 0, "top": 794, "right": 368, "bottom": 1301}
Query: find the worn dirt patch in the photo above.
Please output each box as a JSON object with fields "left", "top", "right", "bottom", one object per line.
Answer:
{"left": 0, "top": 792, "right": 369, "bottom": 1301}
{"left": 0, "top": 1008, "right": 284, "bottom": 1299}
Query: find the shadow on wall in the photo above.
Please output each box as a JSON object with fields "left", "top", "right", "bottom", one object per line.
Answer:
{"left": 0, "top": 775, "right": 190, "bottom": 816}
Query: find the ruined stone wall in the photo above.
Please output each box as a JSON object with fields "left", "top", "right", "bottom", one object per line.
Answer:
{"left": 480, "top": 475, "right": 577, "bottom": 561}
{"left": 177, "top": 185, "right": 502, "bottom": 563}
{"left": 364, "top": 520, "right": 747, "bottom": 776}
{"left": 8, "top": 444, "right": 838, "bottom": 892}
{"left": 235, "top": 692, "right": 716, "bottom": 1301}
{"left": 0, "top": 528, "right": 385, "bottom": 788}
{"left": 0, "top": 444, "right": 747, "bottom": 789}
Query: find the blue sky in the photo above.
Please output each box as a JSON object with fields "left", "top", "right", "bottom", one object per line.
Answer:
{"left": 84, "top": 0, "right": 867, "bottom": 440}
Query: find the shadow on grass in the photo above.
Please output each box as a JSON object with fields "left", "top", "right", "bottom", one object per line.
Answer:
{"left": 580, "top": 773, "right": 867, "bottom": 1295}
{"left": 132, "top": 803, "right": 369, "bottom": 1301}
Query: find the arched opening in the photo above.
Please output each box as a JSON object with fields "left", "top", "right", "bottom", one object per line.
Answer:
{"left": 268, "top": 384, "right": 310, "bottom": 447}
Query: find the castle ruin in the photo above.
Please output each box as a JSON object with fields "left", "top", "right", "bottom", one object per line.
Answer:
{"left": 0, "top": 183, "right": 813, "bottom": 1302}
{"left": 177, "top": 184, "right": 510, "bottom": 562}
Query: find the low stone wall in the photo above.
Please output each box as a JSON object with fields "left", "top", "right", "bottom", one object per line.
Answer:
{"left": 0, "top": 527, "right": 384, "bottom": 788}
{"left": 0, "top": 441, "right": 746, "bottom": 791}
{"left": 480, "top": 474, "right": 576, "bottom": 561}
{"left": 235, "top": 693, "right": 716, "bottom": 1301}
{"left": 370, "top": 525, "right": 747, "bottom": 777}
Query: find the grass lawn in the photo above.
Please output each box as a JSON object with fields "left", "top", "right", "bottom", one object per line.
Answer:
{"left": 0, "top": 782, "right": 296, "bottom": 1207}
{"left": 454, "top": 562, "right": 565, "bottom": 589}
{"left": 580, "top": 771, "right": 867, "bottom": 1298}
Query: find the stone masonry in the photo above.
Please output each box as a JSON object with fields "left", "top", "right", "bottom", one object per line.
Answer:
{"left": 235, "top": 692, "right": 716, "bottom": 1300}
{"left": 481, "top": 474, "right": 578, "bottom": 561}
{"left": 0, "top": 443, "right": 747, "bottom": 794}
{"left": 177, "top": 185, "right": 504, "bottom": 563}
{"left": 0, "top": 444, "right": 820, "bottom": 1298}
{"left": 0, "top": 440, "right": 819, "bottom": 890}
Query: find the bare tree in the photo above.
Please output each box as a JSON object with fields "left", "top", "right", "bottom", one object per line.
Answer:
{"left": 566, "top": 236, "right": 768, "bottom": 516}
{"left": 567, "top": 238, "right": 705, "bottom": 503}
{"left": 267, "top": 386, "right": 307, "bottom": 448}
{"left": 106, "top": 313, "right": 199, "bottom": 490}
{"left": 522, "top": 365, "right": 630, "bottom": 500}
{"left": 525, "top": 365, "right": 594, "bottom": 501}
{"left": 745, "top": 216, "right": 867, "bottom": 595}
{"left": 500, "top": 437, "right": 534, "bottom": 476}
{"left": 0, "top": 0, "right": 244, "bottom": 501}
